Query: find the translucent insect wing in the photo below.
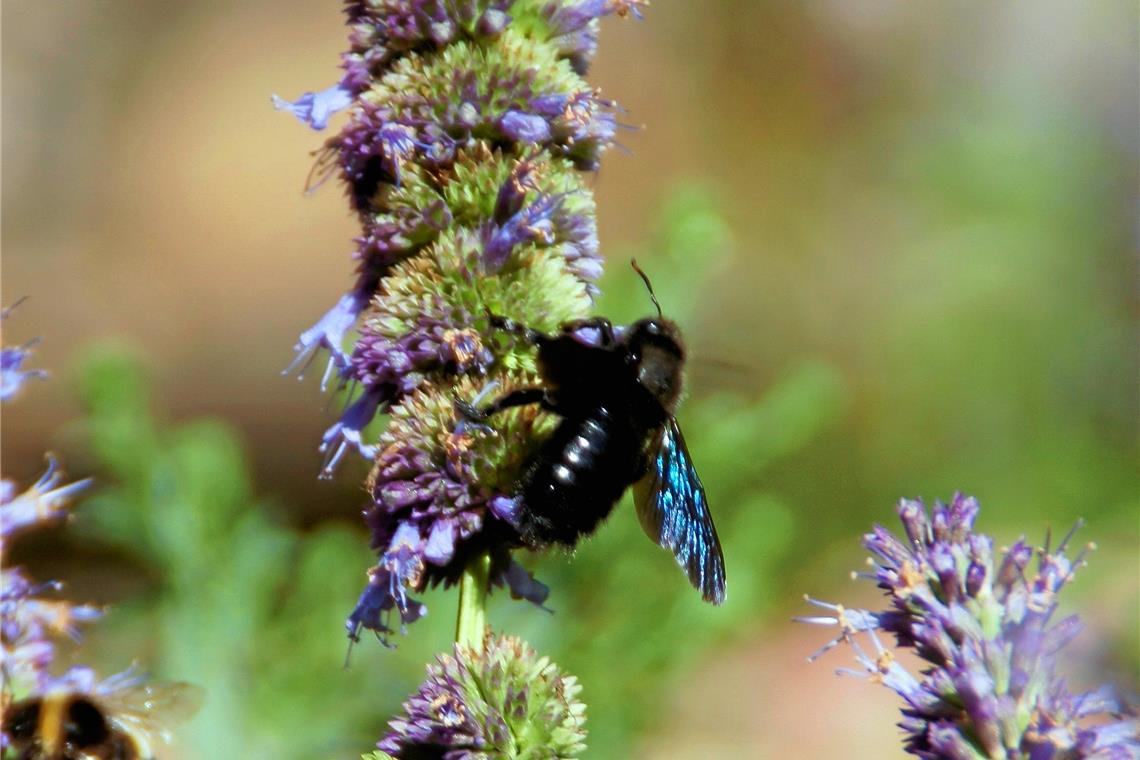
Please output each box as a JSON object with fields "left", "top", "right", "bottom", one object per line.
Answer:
{"left": 634, "top": 418, "right": 727, "bottom": 604}
{"left": 102, "top": 681, "right": 204, "bottom": 752}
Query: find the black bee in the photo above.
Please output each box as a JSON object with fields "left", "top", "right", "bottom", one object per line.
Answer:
{"left": 3, "top": 677, "right": 200, "bottom": 760}
{"left": 459, "top": 261, "right": 726, "bottom": 604}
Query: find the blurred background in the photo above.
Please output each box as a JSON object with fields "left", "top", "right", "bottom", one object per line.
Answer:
{"left": 3, "top": 1, "right": 1137, "bottom": 758}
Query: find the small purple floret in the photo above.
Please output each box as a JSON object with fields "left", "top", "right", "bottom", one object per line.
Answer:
{"left": 2, "top": 302, "right": 48, "bottom": 402}
{"left": 499, "top": 110, "right": 553, "bottom": 143}
{"left": 0, "top": 457, "right": 93, "bottom": 539}
{"left": 319, "top": 389, "right": 383, "bottom": 478}
{"left": 272, "top": 83, "right": 354, "bottom": 130}
{"left": 499, "top": 559, "right": 551, "bottom": 609}
{"left": 284, "top": 291, "right": 368, "bottom": 389}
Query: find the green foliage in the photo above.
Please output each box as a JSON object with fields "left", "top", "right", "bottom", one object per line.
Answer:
{"left": 72, "top": 350, "right": 443, "bottom": 758}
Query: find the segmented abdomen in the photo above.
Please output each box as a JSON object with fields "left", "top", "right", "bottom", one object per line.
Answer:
{"left": 519, "top": 405, "right": 645, "bottom": 547}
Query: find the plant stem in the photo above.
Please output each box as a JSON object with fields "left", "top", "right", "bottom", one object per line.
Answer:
{"left": 455, "top": 552, "right": 490, "bottom": 651}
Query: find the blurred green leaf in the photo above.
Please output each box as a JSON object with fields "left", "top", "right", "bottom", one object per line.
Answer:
{"left": 73, "top": 347, "right": 425, "bottom": 758}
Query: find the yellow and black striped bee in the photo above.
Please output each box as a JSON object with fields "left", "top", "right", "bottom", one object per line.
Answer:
{"left": 3, "top": 672, "right": 200, "bottom": 760}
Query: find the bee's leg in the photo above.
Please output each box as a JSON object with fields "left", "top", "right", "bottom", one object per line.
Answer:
{"left": 485, "top": 310, "right": 549, "bottom": 345}
{"left": 455, "top": 387, "right": 548, "bottom": 422}
{"left": 487, "top": 311, "right": 619, "bottom": 349}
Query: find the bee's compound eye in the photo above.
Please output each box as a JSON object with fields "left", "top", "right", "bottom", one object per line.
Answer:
{"left": 644, "top": 320, "right": 662, "bottom": 336}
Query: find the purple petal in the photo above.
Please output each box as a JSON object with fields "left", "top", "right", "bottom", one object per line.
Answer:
{"left": 477, "top": 8, "right": 511, "bottom": 36}
{"left": 284, "top": 291, "right": 367, "bottom": 388}
{"left": 489, "top": 495, "right": 522, "bottom": 527}
{"left": 318, "top": 389, "right": 383, "bottom": 478}
{"left": 423, "top": 518, "right": 457, "bottom": 565}
{"left": 547, "top": 0, "right": 646, "bottom": 36}
{"left": 500, "top": 559, "right": 551, "bottom": 609}
{"left": 271, "top": 83, "right": 354, "bottom": 130}
{"left": 0, "top": 457, "right": 93, "bottom": 538}
{"left": 1, "top": 343, "right": 47, "bottom": 402}
{"left": 498, "top": 110, "right": 552, "bottom": 143}
{"left": 926, "top": 721, "right": 978, "bottom": 760}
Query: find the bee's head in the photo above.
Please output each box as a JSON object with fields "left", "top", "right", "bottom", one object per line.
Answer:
{"left": 627, "top": 317, "right": 685, "bottom": 412}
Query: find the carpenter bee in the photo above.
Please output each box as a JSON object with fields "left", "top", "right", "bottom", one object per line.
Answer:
{"left": 3, "top": 673, "right": 201, "bottom": 760}
{"left": 459, "top": 261, "right": 726, "bottom": 604}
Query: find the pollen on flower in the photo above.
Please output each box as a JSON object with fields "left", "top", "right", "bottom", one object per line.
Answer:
{"left": 898, "top": 560, "right": 924, "bottom": 594}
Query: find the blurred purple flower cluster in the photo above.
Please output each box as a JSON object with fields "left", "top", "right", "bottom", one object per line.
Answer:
{"left": 1, "top": 459, "right": 97, "bottom": 699}
{"left": 801, "top": 495, "right": 1139, "bottom": 759}
{"left": 1, "top": 307, "right": 97, "bottom": 714}
{"left": 0, "top": 309, "right": 129, "bottom": 755}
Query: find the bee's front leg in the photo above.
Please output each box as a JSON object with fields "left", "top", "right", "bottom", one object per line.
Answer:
{"left": 485, "top": 311, "right": 618, "bottom": 349}
{"left": 455, "top": 386, "right": 548, "bottom": 422}
{"left": 485, "top": 311, "right": 550, "bottom": 345}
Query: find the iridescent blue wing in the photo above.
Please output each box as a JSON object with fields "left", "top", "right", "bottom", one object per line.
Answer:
{"left": 634, "top": 417, "right": 726, "bottom": 604}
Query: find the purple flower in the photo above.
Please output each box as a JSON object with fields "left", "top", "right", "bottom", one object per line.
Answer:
{"left": 0, "top": 456, "right": 93, "bottom": 539}
{"left": 546, "top": 0, "right": 647, "bottom": 35}
{"left": 349, "top": 318, "right": 492, "bottom": 397}
{"left": 543, "top": 0, "right": 647, "bottom": 74}
{"left": 1, "top": 347, "right": 96, "bottom": 701}
{"left": 378, "top": 632, "right": 586, "bottom": 757}
{"left": 499, "top": 110, "right": 552, "bottom": 143}
{"left": 283, "top": 289, "right": 369, "bottom": 389}
{"left": 346, "top": 523, "right": 430, "bottom": 643}
{"left": 800, "top": 495, "right": 1140, "bottom": 758}
{"left": 356, "top": 198, "right": 453, "bottom": 265}
{"left": 345, "top": 377, "right": 552, "bottom": 642}
{"left": 276, "top": 0, "right": 644, "bottom": 651}
{"left": 272, "top": 83, "right": 354, "bottom": 130}
{"left": 333, "top": 32, "right": 620, "bottom": 211}
{"left": 341, "top": 1, "right": 515, "bottom": 91}
{"left": 1, "top": 301, "right": 48, "bottom": 402}
{"left": 1, "top": 567, "right": 102, "bottom": 693}
{"left": 0, "top": 342, "right": 47, "bottom": 402}
{"left": 483, "top": 192, "right": 564, "bottom": 271}
{"left": 319, "top": 388, "right": 383, "bottom": 478}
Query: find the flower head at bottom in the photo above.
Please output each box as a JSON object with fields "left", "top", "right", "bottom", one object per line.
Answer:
{"left": 376, "top": 631, "right": 586, "bottom": 758}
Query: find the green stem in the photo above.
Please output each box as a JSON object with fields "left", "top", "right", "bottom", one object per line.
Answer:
{"left": 455, "top": 552, "right": 490, "bottom": 651}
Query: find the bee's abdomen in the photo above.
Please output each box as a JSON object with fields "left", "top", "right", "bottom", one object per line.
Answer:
{"left": 519, "top": 406, "right": 644, "bottom": 547}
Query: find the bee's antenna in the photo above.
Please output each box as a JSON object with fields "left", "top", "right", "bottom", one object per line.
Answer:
{"left": 630, "top": 259, "right": 663, "bottom": 319}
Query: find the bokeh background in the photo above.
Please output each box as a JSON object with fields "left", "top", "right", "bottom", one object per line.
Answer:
{"left": 3, "top": 1, "right": 1137, "bottom": 758}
